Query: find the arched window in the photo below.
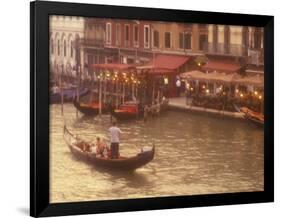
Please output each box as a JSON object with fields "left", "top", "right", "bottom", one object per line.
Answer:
{"left": 57, "top": 40, "right": 60, "bottom": 56}
{"left": 70, "top": 41, "right": 73, "bottom": 58}
{"left": 50, "top": 39, "right": 54, "bottom": 54}
{"left": 64, "top": 40, "right": 66, "bottom": 57}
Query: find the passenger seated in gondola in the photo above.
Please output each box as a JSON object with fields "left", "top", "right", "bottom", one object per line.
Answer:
{"left": 75, "top": 141, "right": 90, "bottom": 152}
{"left": 96, "top": 137, "right": 108, "bottom": 158}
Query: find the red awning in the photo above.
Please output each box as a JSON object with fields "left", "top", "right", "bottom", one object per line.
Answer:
{"left": 202, "top": 61, "right": 241, "bottom": 73}
{"left": 148, "top": 54, "right": 190, "bottom": 70}
{"left": 137, "top": 54, "right": 190, "bottom": 75}
{"left": 92, "top": 63, "right": 135, "bottom": 71}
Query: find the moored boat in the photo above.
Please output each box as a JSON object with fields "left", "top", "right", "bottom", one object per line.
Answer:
{"left": 240, "top": 107, "right": 264, "bottom": 127}
{"left": 73, "top": 97, "right": 109, "bottom": 116}
{"left": 111, "top": 102, "right": 141, "bottom": 120}
{"left": 50, "top": 86, "right": 89, "bottom": 104}
{"left": 63, "top": 125, "right": 155, "bottom": 171}
{"left": 111, "top": 100, "right": 168, "bottom": 121}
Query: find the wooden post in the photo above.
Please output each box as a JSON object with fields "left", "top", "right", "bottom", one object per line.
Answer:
{"left": 132, "top": 83, "right": 133, "bottom": 100}
{"left": 99, "top": 77, "right": 102, "bottom": 116}
{"left": 60, "top": 72, "right": 64, "bottom": 115}
{"left": 76, "top": 66, "right": 80, "bottom": 118}
{"left": 116, "top": 80, "right": 119, "bottom": 108}
{"left": 261, "top": 95, "right": 264, "bottom": 114}
{"left": 104, "top": 79, "right": 107, "bottom": 104}
{"left": 89, "top": 74, "right": 94, "bottom": 103}
{"left": 122, "top": 83, "right": 125, "bottom": 104}
{"left": 157, "top": 90, "right": 160, "bottom": 103}
{"left": 152, "top": 80, "right": 155, "bottom": 104}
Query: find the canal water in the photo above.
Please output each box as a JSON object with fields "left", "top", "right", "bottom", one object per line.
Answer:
{"left": 50, "top": 103, "right": 264, "bottom": 203}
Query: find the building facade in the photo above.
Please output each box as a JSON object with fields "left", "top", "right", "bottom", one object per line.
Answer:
{"left": 206, "top": 25, "right": 264, "bottom": 72}
{"left": 150, "top": 22, "right": 208, "bottom": 56}
{"left": 82, "top": 19, "right": 209, "bottom": 69}
{"left": 49, "top": 15, "right": 85, "bottom": 77}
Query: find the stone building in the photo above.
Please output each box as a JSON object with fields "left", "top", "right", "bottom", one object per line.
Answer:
{"left": 82, "top": 19, "right": 209, "bottom": 68}
{"left": 49, "top": 15, "right": 85, "bottom": 78}
{"left": 150, "top": 22, "right": 208, "bottom": 56}
{"left": 205, "top": 25, "right": 264, "bottom": 73}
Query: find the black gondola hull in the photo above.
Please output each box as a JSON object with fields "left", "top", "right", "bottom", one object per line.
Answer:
{"left": 73, "top": 99, "right": 109, "bottom": 116}
{"left": 64, "top": 126, "right": 155, "bottom": 171}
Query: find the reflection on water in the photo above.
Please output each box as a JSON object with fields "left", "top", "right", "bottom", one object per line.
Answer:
{"left": 50, "top": 103, "right": 264, "bottom": 203}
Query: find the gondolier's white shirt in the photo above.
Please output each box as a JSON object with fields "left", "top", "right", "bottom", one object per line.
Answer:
{"left": 108, "top": 126, "right": 122, "bottom": 143}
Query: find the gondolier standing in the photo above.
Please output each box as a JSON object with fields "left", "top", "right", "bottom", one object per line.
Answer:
{"left": 108, "top": 121, "right": 122, "bottom": 159}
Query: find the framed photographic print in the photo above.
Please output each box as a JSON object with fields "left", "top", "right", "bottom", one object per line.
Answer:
{"left": 30, "top": 1, "right": 274, "bottom": 217}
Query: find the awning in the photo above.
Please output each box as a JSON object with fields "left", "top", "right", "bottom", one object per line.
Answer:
{"left": 233, "top": 75, "right": 264, "bottom": 86}
{"left": 92, "top": 63, "right": 135, "bottom": 71}
{"left": 202, "top": 61, "right": 241, "bottom": 73}
{"left": 137, "top": 54, "right": 190, "bottom": 74}
{"left": 180, "top": 70, "right": 264, "bottom": 86}
{"left": 181, "top": 70, "right": 235, "bottom": 84}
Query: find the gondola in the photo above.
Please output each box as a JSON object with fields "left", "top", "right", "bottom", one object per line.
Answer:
{"left": 240, "top": 107, "right": 264, "bottom": 127}
{"left": 63, "top": 125, "right": 155, "bottom": 171}
{"left": 111, "top": 100, "right": 168, "bottom": 121}
{"left": 110, "top": 102, "right": 141, "bottom": 120}
{"left": 73, "top": 97, "right": 109, "bottom": 116}
{"left": 50, "top": 87, "right": 89, "bottom": 104}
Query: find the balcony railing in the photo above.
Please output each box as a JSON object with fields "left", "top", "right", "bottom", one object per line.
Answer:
{"left": 203, "top": 42, "right": 247, "bottom": 56}
{"left": 247, "top": 49, "right": 264, "bottom": 66}
{"left": 81, "top": 38, "right": 104, "bottom": 47}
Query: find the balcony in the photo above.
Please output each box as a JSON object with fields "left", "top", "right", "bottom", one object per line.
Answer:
{"left": 247, "top": 49, "right": 264, "bottom": 66}
{"left": 203, "top": 43, "right": 246, "bottom": 57}
{"left": 81, "top": 38, "right": 104, "bottom": 47}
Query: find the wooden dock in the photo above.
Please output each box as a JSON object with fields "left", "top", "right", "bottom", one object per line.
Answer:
{"left": 168, "top": 97, "right": 244, "bottom": 119}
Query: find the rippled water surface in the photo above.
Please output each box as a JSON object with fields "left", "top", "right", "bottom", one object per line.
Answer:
{"left": 50, "top": 104, "right": 264, "bottom": 203}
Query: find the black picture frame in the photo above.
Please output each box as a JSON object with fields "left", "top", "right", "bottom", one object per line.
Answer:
{"left": 30, "top": 1, "right": 274, "bottom": 217}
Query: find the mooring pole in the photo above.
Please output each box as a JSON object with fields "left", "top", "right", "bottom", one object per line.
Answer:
{"left": 116, "top": 80, "right": 119, "bottom": 108}
{"left": 76, "top": 66, "right": 80, "bottom": 118}
{"left": 122, "top": 83, "right": 125, "bottom": 104}
{"left": 99, "top": 76, "right": 102, "bottom": 116}
{"left": 60, "top": 69, "right": 64, "bottom": 115}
